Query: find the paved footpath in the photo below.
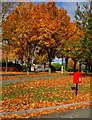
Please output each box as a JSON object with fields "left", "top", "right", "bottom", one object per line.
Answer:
{"left": 1, "top": 101, "right": 91, "bottom": 116}
{"left": 38, "top": 106, "right": 91, "bottom": 119}
{"left": 2, "top": 74, "right": 72, "bottom": 85}
{"left": 1, "top": 72, "right": 88, "bottom": 85}
{"left": 1, "top": 103, "right": 91, "bottom": 119}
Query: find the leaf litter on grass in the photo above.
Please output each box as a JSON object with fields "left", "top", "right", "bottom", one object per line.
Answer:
{"left": 2, "top": 75, "right": 91, "bottom": 116}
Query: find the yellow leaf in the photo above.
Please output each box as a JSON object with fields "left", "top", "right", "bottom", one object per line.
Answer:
{"left": 12, "top": 37, "right": 16, "bottom": 40}
{"left": 24, "top": 34, "right": 27, "bottom": 37}
{"left": 17, "top": 41, "right": 20, "bottom": 45}
{"left": 70, "top": 117, "right": 73, "bottom": 118}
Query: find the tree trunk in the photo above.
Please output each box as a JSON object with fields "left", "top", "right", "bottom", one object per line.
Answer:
{"left": 47, "top": 48, "right": 52, "bottom": 73}
{"left": 91, "top": 65, "right": 92, "bottom": 72}
{"left": 85, "top": 62, "right": 88, "bottom": 72}
{"left": 74, "top": 60, "right": 77, "bottom": 72}
{"left": 65, "top": 57, "right": 68, "bottom": 71}
{"left": 6, "top": 57, "right": 8, "bottom": 72}
{"left": 43, "top": 63, "right": 46, "bottom": 72}
{"left": 27, "top": 58, "right": 30, "bottom": 75}
{"left": 61, "top": 57, "right": 64, "bottom": 73}
{"left": 62, "top": 57, "right": 63, "bottom": 65}
{"left": 29, "top": 64, "right": 32, "bottom": 72}
{"left": 88, "top": 65, "right": 90, "bottom": 72}
{"left": 79, "top": 63, "right": 82, "bottom": 72}
{"left": 15, "top": 59, "right": 17, "bottom": 64}
{"left": 48, "top": 60, "right": 51, "bottom": 73}
{"left": 26, "top": 45, "right": 31, "bottom": 75}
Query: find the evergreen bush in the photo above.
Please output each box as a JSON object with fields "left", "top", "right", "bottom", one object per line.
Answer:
{"left": 51, "top": 63, "right": 61, "bottom": 71}
{"left": 22, "top": 64, "right": 27, "bottom": 72}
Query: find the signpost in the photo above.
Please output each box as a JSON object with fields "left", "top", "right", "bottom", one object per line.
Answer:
{"left": 73, "top": 72, "right": 82, "bottom": 95}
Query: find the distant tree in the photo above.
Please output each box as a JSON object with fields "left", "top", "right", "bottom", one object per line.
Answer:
{"left": 68, "top": 59, "right": 79, "bottom": 71}
{"left": 2, "top": 2, "right": 18, "bottom": 20}
{"left": 62, "top": 22, "right": 84, "bottom": 72}
{"left": 2, "top": 2, "right": 18, "bottom": 71}
{"left": 74, "top": 2, "right": 92, "bottom": 72}
{"left": 34, "top": 53, "right": 48, "bottom": 65}
{"left": 2, "top": 3, "right": 38, "bottom": 74}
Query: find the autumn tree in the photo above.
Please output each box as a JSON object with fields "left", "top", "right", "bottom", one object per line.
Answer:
{"left": 74, "top": 2, "right": 92, "bottom": 72}
{"left": 2, "top": 2, "right": 18, "bottom": 71}
{"left": 34, "top": 46, "right": 48, "bottom": 65}
{"left": 68, "top": 59, "right": 79, "bottom": 71}
{"left": 2, "top": 3, "right": 39, "bottom": 74}
{"left": 2, "top": 2, "right": 71, "bottom": 74}
{"left": 2, "top": 2, "right": 18, "bottom": 20}
{"left": 56, "top": 22, "right": 74, "bottom": 72}
{"left": 63, "top": 22, "right": 84, "bottom": 72}
{"left": 36, "top": 2, "right": 70, "bottom": 73}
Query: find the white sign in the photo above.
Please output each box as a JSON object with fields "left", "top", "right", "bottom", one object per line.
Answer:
{"left": 79, "top": 78, "right": 81, "bottom": 81}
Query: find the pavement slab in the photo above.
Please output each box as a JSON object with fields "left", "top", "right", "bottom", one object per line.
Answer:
{"left": 1, "top": 101, "right": 91, "bottom": 116}
{"left": 33, "top": 106, "right": 91, "bottom": 119}
{"left": 2, "top": 74, "right": 72, "bottom": 85}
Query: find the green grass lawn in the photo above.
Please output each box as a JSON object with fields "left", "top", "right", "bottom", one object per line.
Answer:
{"left": 2, "top": 83, "right": 70, "bottom": 101}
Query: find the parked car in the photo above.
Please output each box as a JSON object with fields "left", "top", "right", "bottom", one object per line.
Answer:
{"left": 45, "top": 64, "right": 49, "bottom": 68}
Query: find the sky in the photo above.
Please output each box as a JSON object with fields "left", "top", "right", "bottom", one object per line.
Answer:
{"left": 56, "top": 2, "right": 90, "bottom": 21}
{"left": 1, "top": 0, "right": 90, "bottom": 22}
{"left": 56, "top": 2, "right": 79, "bottom": 21}
{"left": 33, "top": 2, "right": 90, "bottom": 22}
{"left": 1, "top": 0, "right": 91, "bottom": 2}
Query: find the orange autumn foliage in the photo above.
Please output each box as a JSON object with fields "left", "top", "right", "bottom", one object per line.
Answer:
{"left": 2, "top": 2, "right": 71, "bottom": 64}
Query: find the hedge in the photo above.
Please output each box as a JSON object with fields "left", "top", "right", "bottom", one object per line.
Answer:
{"left": 51, "top": 63, "right": 61, "bottom": 71}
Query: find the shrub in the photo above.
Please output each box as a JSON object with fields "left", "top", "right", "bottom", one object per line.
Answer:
{"left": 1, "top": 58, "right": 6, "bottom": 62}
{"left": 2, "top": 62, "right": 6, "bottom": 67}
{"left": 51, "top": 63, "right": 61, "bottom": 71}
{"left": 1, "top": 60, "right": 13, "bottom": 67}
{"left": 51, "top": 65, "right": 56, "bottom": 71}
{"left": 8, "top": 61, "right": 13, "bottom": 67}
{"left": 22, "top": 64, "right": 27, "bottom": 72}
